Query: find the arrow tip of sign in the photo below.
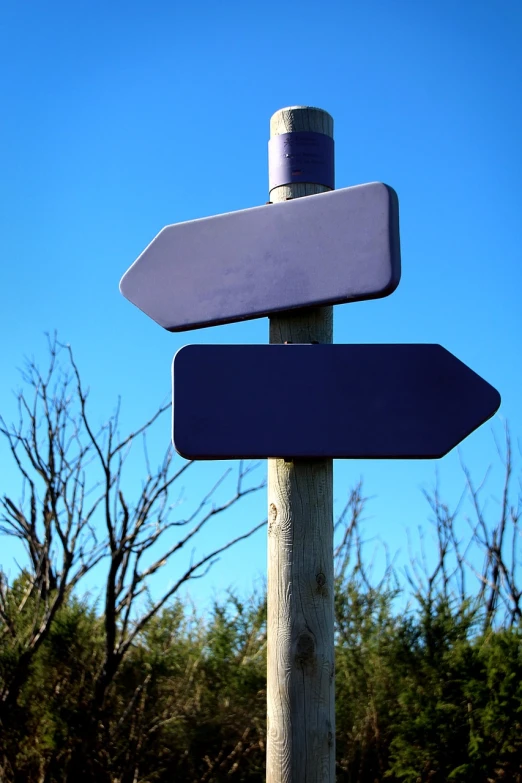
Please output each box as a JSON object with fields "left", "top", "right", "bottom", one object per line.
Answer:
{"left": 431, "top": 346, "right": 502, "bottom": 457}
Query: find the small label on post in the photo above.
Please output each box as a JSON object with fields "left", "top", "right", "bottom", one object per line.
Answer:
{"left": 268, "top": 131, "right": 335, "bottom": 193}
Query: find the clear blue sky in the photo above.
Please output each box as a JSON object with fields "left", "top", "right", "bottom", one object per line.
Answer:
{"left": 1, "top": 0, "right": 521, "bottom": 611}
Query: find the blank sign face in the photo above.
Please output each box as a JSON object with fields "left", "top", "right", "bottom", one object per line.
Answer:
{"left": 120, "top": 183, "right": 401, "bottom": 332}
{"left": 172, "top": 344, "right": 500, "bottom": 460}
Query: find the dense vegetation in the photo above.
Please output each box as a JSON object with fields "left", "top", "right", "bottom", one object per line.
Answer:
{"left": 1, "top": 555, "right": 521, "bottom": 781}
{"left": 1, "top": 339, "right": 520, "bottom": 781}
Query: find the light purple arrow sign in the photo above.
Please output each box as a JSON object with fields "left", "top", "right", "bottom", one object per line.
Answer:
{"left": 120, "top": 182, "right": 400, "bottom": 332}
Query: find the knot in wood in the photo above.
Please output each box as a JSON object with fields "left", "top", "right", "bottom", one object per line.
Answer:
{"left": 327, "top": 719, "right": 334, "bottom": 747}
{"left": 315, "top": 571, "right": 328, "bottom": 597}
{"left": 295, "top": 632, "right": 316, "bottom": 672}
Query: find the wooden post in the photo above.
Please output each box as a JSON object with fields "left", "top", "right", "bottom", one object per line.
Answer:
{"left": 267, "top": 106, "right": 335, "bottom": 782}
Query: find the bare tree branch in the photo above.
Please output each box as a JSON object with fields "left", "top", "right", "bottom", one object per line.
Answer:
{"left": 0, "top": 335, "right": 266, "bottom": 742}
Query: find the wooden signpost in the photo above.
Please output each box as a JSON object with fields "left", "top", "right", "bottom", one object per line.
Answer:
{"left": 266, "top": 107, "right": 336, "bottom": 782}
{"left": 120, "top": 105, "right": 501, "bottom": 782}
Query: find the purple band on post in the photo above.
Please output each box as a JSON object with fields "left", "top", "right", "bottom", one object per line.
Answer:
{"left": 268, "top": 131, "right": 335, "bottom": 193}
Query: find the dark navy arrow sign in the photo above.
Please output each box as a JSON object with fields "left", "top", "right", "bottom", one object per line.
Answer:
{"left": 172, "top": 344, "right": 500, "bottom": 460}
{"left": 120, "top": 183, "right": 400, "bottom": 332}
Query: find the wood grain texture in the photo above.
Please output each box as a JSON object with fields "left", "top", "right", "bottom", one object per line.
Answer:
{"left": 267, "top": 106, "right": 335, "bottom": 782}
